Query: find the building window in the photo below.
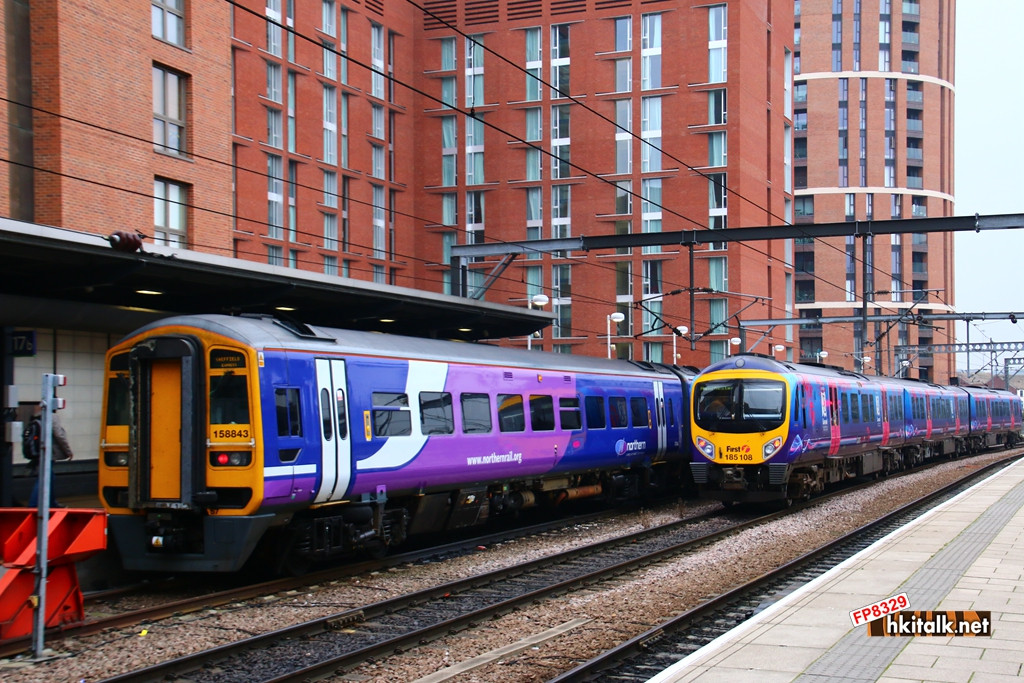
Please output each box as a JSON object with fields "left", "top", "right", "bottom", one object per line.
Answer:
{"left": 265, "top": 0, "right": 282, "bottom": 57}
{"left": 321, "top": 0, "right": 336, "bottom": 36}
{"left": 153, "top": 65, "right": 186, "bottom": 154}
{"left": 708, "top": 5, "right": 728, "bottom": 83}
{"left": 708, "top": 131, "right": 727, "bottom": 167}
{"left": 551, "top": 24, "right": 570, "bottom": 98}
{"left": 615, "top": 16, "right": 631, "bottom": 51}
{"left": 641, "top": 13, "right": 661, "bottom": 90}
{"left": 466, "top": 34, "right": 485, "bottom": 108}
{"left": 267, "top": 108, "right": 283, "bottom": 148}
{"left": 370, "top": 23, "right": 385, "bottom": 98}
{"left": 525, "top": 27, "right": 542, "bottom": 101}
{"left": 152, "top": 0, "right": 184, "bottom": 46}
{"left": 552, "top": 104, "right": 571, "bottom": 179}
{"left": 153, "top": 178, "right": 187, "bottom": 247}
{"left": 322, "top": 86, "right": 337, "bottom": 165}
{"left": 268, "top": 244, "right": 283, "bottom": 266}
{"left": 441, "top": 36, "right": 456, "bottom": 71}
{"left": 615, "top": 100, "right": 632, "bottom": 174}
{"left": 641, "top": 97, "right": 662, "bottom": 172}
{"left": 708, "top": 89, "right": 727, "bottom": 124}
{"left": 267, "top": 155, "right": 284, "bottom": 240}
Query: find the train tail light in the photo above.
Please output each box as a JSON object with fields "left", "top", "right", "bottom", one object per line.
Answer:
{"left": 210, "top": 451, "right": 252, "bottom": 467}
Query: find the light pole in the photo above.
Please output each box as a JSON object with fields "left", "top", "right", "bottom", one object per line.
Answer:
{"left": 672, "top": 325, "right": 688, "bottom": 364}
{"left": 526, "top": 294, "right": 549, "bottom": 350}
{"left": 815, "top": 349, "right": 829, "bottom": 364}
{"left": 607, "top": 312, "right": 625, "bottom": 359}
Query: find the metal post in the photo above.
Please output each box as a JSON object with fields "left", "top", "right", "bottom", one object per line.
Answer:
{"left": 33, "top": 374, "right": 59, "bottom": 659}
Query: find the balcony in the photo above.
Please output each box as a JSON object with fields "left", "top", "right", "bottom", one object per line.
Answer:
{"left": 903, "top": 1, "right": 920, "bottom": 16}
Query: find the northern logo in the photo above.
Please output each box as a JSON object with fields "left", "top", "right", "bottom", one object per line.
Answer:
{"left": 615, "top": 439, "right": 647, "bottom": 455}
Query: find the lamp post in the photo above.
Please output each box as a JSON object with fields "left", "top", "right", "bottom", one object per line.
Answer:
{"left": 672, "top": 326, "right": 688, "bottom": 364}
{"left": 607, "top": 312, "right": 625, "bottom": 359}
{"left": 815, "top": 349, "right": 829, "bottom": 364}
{"left": 526, "top": 294, "right": 549, "bottom": 350}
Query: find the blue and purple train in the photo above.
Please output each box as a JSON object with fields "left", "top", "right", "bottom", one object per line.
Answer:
{"left": 689, "top": 355, "right": 1024, "bottom": 505}
{"left": 98, "top": 314, "right": 693, "bottom": 572}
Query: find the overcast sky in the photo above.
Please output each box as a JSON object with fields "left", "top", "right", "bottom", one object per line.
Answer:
{"left": 953, "top": 0, "right": 1024, "bottom": 375}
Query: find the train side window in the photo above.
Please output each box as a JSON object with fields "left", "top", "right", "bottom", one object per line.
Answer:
{"left": 420, "top": 392, "right": 454, "bottom": 435}
{"left": 336, "top": 389, "right": 348, "bottom": 439}
{"left": 372, "top": 392, "right": 412, "bottom": 437}
{"left": 609, "top": 397, "right": 628, "bottom": 428}
{"left": 498, "top": 394, "right": 526, "bottom": 432}
{"left": 666, "top": 398, "right": 676, "bottom": 428}
{"left": 530, "top": 395, "right": 556, "bottom": 431}
{"left": 841, "top": 393, "right": 850, "bottom": 423}
{"left": 461, "top": 393, "right": 492, "bottom": 434}
{"left": 320, "top": 388, "right": 334, "bottom": 441}
{"left": 275, "top": 388, "right": 302, "bottom": 437}
{"left": 585, "top": 396, "right": 606, "bottom": 429}
{"left": 850, "top": 393, "right": 860, "bottom": 422}
{"left": 560, "top": 397, "right": 582, "bottom": 430}
{"left": 630, "top": 397, "right": 649, "bottom": 428}
{"left": 861, "top": 394, "right": 874, "bottom": 422}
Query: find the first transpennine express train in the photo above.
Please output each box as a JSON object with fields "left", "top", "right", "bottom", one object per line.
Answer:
{"left": 98, "top": 314, "right": 694, "bottom": 572}
{"left": 688, "top": 355, "right": 1024, "bottom": 505}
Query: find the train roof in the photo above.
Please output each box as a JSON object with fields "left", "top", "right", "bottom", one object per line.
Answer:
{"left": 119, "top": 313, "right": 696, "bottom": 380}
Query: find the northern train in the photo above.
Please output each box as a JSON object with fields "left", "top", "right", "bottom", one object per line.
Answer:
{"left": 98, "top": 314, "right": 694, "bottom": 572}
{"left": 689, "top": 355, "right": 1024, "bottom": 505}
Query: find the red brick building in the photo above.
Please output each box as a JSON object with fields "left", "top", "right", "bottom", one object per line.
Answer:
{"left": 793, "top": 0, "right": 956, "bottom": 381}
{"left": 2, "top": 0, "right": 796, "bottom": 365}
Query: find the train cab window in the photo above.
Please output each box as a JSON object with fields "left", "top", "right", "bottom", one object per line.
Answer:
{"left": 585, "top": 396, "right": 606, "bottom": 429}
{"left": 461, "top": 393, "right": 492, "bottom": 434}
{"left": 210, "top": 350, "right": 250, "bottom": 425}
{"left": 275, "top": 388, "right": 302, "bottom": 437}
{"left": 106, "top": 376, "right": 131, "bottom": 426}
{"left": 609, "top": 397, "right": 628, "bottom": 428}
{"left": 420, "top": 392, "right": 454, "bottom": 435}
{"left": 559, "top": 397, "right": 582, "bottom": 430}
{"left": 530, "top": 395, "right": 556, "bottom": 431}
{"left": 498, "top": 394, "right": 526, "bottom": 432}
{"left": 372, "top": 392, "right": 412, "bottom": 437}
{"left": 630, "top": 397, "right": 649, "bottom": 428}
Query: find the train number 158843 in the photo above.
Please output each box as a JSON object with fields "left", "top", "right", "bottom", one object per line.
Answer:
{"left": 211, "top": 428, "right": 251, "bottom": 440}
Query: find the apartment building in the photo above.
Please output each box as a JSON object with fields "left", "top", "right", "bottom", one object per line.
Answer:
{"left": 793, "top": 0, "right": 956, "bottom": 380}
{"left": 3, "top": 0, "right": 795, "bottom": 365}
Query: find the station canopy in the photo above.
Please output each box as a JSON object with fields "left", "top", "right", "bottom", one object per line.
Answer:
{"left": 0, "top": 218, "right": 550, "bottom": 341}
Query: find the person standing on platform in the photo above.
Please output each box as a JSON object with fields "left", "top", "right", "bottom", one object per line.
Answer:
{"left": 25, "top": 403, "right": 74, "bottom": 507}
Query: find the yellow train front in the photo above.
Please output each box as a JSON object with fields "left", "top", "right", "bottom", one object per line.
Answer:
{"left": 688, "top": 356, "right": 794, "bottom": 504}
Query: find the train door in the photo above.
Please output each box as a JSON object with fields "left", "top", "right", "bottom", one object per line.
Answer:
{"left": 880, "top": 390, "right": 890, "bottom": 445}
{"left": 314, "top": 359, "right": 352, "bottom": 503}
{"left": 128, "top": 337, "right": 204, "bottom": 509}
{"left": 654, "top": 381, "right": 667, "bottom": 459}
{"left": 828, "top": 384, "right": 841, "bottom": 455}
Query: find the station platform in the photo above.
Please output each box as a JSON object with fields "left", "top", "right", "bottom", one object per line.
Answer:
{"left": 650, "top": 458, "right": 1024, "bottom": 683}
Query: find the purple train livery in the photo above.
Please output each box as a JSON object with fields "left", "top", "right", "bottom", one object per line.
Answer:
{"left": 98, "top": 314, "right": 694, "bottom": 572}
{"left": 689, "top": 355, "right": 1023, "bottom": 505}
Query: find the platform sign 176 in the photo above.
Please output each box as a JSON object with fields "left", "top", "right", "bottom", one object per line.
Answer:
{"left": 9, "top": 331, "right": 36, "bottom": 357}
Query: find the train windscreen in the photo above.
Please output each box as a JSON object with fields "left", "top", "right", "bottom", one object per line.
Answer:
{"left": 694, "top": 378, "right": 786, "bottom": 433}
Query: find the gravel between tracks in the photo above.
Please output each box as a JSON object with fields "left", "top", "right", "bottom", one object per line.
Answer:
{"left": 0, "top": 452, "right": 1015, "bottom": 683}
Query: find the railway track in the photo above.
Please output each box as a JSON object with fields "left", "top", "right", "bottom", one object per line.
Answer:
{"left": 549, "top": 455, "right": 1021, "bottom": 682}
{"left": 0, "top": 499, "right": 695, "bottom": 660}
{"left": 84, "top": 455, "right": 1003, "bottom": 683}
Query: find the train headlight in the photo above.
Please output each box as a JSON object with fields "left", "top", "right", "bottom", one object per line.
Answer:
{"left": 695, "top": 437, "right": 716, "bottom": 459}
{"left": 210, "top": 451, "right": 252, "bottom": 467}
{"left": 104, "top": 451, "right": 129, "bottom": 467}
{"left": 763, "top": 437, "right": 783, "bottom": 460}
